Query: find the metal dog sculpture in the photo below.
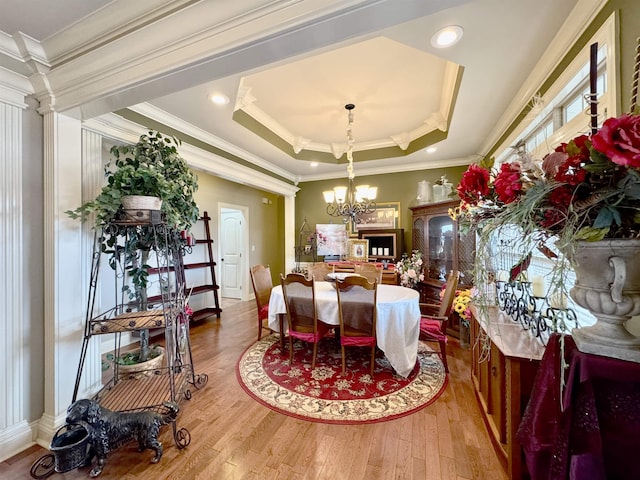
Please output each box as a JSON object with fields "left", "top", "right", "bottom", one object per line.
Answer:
{"left": 65, "top": 399, "right": 179, "bottom": 477}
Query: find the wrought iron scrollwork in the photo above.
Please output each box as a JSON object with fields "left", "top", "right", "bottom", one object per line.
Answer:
{"left": 496, "top": 280, "right": 577, "bottom": 340}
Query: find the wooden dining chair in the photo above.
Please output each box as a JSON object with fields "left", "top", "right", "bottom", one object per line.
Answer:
{"left": 336, "top": 275, "right": 378, "bottom": 377}
{"left": 250, "top": 264, "right": 273, "bottom": 341}
{"left": 306, "top": 262, "right": 334, "bottom": 281}
{"left": 280, "top": 273, "right": 331, "bottom": 369}
{"left": 354, "top": 263, "right": 383, "bottom": 284}
{"left": 419, "top": 270, "right": 459, "bottom": 372}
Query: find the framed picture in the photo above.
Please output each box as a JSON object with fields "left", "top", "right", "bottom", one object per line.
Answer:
{"left": 346, "top": 239, "right": 369, "bottom": 262}
{"left": 315, "top": 223, "right": 347, "bottom": 256}
{"left": 349, "top": 202, "right": 401, "bottom": 235}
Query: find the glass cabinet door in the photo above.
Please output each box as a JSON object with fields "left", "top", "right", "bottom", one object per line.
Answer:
{"left": 426, "top": 214, "right": 454, "bottom": 282}
{"left": 411, "top": 198, "right": 475, "bottom": 288}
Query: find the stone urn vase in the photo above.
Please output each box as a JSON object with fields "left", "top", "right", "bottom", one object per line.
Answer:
{"left": 570, "top": 239, "right": 640, "bottom": 363}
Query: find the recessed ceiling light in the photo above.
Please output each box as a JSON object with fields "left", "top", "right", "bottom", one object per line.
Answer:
{"left": 426, "top": 147, "right": 437, "bottom": 154}
{"left": 209, "top": 93, "right": 230, "bottom": 105}
{"left": 431, "top": 25, "right": 463, "bottom": 48}
{"left": 310, "top": 161, "right": 319, "bottom": 167}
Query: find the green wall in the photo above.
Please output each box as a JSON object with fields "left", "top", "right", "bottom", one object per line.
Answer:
{"left": 296, "top": 165, "right": 468, "bottom": 255}
{"left": 193, "top": 172, "right": 285, "bottom": 282}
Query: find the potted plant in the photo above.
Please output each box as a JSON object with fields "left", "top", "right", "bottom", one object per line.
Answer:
{"left": 68, "top": 130, "right": 199, "bottom": 366}
{"left": 105, "top": 344, "right": 165, "bottom": 379}
{"left": 67, "top": 130, "right": 199, "bottom": 228}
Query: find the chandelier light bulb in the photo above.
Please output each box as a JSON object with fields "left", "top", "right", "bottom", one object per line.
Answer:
{"left": 323, "top": 190, "right": 335, "bottom": 203}
{"left": 334, "top": 186, "right": 348, "bottom": 204}
{"left": 355, "top": 185, "right": 370, "bottom": 202}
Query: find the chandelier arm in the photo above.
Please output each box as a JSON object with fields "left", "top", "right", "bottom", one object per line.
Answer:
{"left": 326, "top": 203, "right": 340, "bottom": 216}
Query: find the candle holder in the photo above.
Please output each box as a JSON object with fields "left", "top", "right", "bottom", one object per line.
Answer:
{"left": 496, "top": 280, "right": 577, "bottom": 340}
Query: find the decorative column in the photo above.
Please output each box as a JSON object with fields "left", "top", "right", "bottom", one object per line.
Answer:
{"left": 284, "top": 195, "right": 296, "bottom": 273}
{"left": 0, "top": 87, "right": 30, "bottom": 461}
{"left": 38, "top": 111, "right": 86, "bottom": 445}
{"left": 78, "top": 129, "right": 105, "bottom": 396}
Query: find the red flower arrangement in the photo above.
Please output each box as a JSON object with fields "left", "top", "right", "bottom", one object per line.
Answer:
{"left": 457, "top": 164, "right": 490, "bottom": 204}
{"left": 453, "top": 113, "right": 640, "bottom": 244}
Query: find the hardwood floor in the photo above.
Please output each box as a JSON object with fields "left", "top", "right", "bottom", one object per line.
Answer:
{"left": 2, "top": 298, "right": 507, "bottom": 480}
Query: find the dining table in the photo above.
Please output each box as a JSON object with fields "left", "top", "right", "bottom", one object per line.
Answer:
{"left": 267, "top": 280, "right": 421, "bottom": 377}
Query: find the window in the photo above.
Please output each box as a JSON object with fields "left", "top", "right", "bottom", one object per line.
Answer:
{"left": 495, "top": 13, "right": 617, "bottom": 165}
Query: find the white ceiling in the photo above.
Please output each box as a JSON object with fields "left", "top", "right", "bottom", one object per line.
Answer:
{"left": 0, "top": 0, "right": 581, "bottom": 182}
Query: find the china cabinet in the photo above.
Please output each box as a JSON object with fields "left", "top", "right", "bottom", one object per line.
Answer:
{"left": 410, "top": 199, "right": 475, "bottom": 334}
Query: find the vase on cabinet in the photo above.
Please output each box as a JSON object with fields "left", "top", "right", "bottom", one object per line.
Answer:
{"left": 570, "top": 239, "right": 640, "bottom": 363}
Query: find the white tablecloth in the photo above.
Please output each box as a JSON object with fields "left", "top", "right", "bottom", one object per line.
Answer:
{"left": 268, "top": 281, "right": 420, "bottom": 377}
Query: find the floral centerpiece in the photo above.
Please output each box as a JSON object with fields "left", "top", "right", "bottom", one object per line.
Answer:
{"left": 396, "top": 250, "right": 424, "bottom": 289}
{"left": 454, "top": 113, "right": 640, "bottom": 248}
{"left": 454, "top": 112, "right": 640, "bottom": 361}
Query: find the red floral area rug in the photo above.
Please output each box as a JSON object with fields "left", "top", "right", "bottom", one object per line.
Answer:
{"left": 236, "top": 334, "right": 447, "bottom": 424}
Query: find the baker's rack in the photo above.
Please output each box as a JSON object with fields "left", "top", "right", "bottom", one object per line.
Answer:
{"left": 72, "top": 210, "right": 208, "bottom": 444}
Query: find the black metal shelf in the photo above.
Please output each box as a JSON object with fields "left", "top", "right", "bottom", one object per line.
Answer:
{"left": 71, "top": 219, "right": 209, "bottom": 454}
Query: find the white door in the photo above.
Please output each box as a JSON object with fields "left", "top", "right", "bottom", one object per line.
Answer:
{"left": 220, "top": 208, "right": 244, "bottom": 299}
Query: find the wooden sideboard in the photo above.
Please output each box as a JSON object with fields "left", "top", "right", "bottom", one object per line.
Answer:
{"left": 470, "top": 305, "right": 545, "bottom": 480}
{"left": 329, "top": 261, "right": 399, "bottom": 285}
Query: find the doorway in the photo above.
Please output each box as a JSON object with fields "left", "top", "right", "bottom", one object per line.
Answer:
{"left": 218, "top": 203, "right": 249, "bottom": 300}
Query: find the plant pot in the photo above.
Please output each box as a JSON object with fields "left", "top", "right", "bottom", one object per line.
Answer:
{"left": 115, "top": 346, "right": 165, "bottom": 379}
{"left": 121, "top": 195, "right": 162, "bottom": 211}
{"left": 570, "top": 239, "right": 640, "bottom": 363}
{"left": 459, "top": 322, "right": 470, "bottom": 349}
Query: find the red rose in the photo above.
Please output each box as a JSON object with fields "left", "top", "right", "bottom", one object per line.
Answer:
{"left": 457, "top": 164, "right": 491, "bottom": 204}
{"left": 493, "top": 162, "right": 523, "bottom": 204}
{"left": 591, "top": 114, "right": 640, "bottom": 167}
{"left": 555, "top": 156, "right": 587, "bottom": 185}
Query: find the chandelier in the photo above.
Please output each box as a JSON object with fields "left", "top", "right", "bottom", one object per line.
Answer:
{"left": 322, "top": 104, "right": 377, "bottom": 224}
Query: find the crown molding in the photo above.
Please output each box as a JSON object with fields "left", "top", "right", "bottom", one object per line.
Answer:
{"left": 27, "top": 0, "right": 466, "bottom": 120}
{"left": 0, "top": 66, "right": 32, "bottom": 108}
{"left": 33, "top": 0, "right": 369, "bottom": 114}
{"left": 43, "top": 0, "right": 200, "bottom": 65}
{"left": 129, "top": 102, "right": 297, "bottom": 183}
{"left": 298, "top": 154, "right": 476, "bottom": 183}
{"left": 82, "top": 112, "right": 299, "bottom": 198}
